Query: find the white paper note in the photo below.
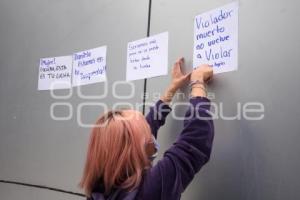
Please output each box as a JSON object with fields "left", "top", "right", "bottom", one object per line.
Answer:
{"left": 72, "top": 46, "right": 107, "bottom": 86}
{"left": 38, "top": 56, "right": 72, "bottom": 90}
{"left": 126, "top": 32, "right": 169, "bottom": 81}
{"left": 193, "top": 2, "right": 239, "bottom": 73}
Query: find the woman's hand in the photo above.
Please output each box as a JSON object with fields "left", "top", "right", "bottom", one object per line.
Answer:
{"left": 169, "top": 57, "right": 191, "bottom": 91}
{"left": 191, "top": 64, "right": 213, "bottom": 83}
{"left": 190, "top": 64, "right": 213, "bottom": 97}
{"left": 161, "top": 57, "right": 190, "bottom": 103}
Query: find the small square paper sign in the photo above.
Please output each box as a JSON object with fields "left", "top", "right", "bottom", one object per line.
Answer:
{"left": 126, "top": 32, "right": 169, "bottom": 81}
{"left": 38, "top": 55, "right": 72, "bottom": 90}
{"left": 72, "top": 46, "right": 107, "bottom": 86}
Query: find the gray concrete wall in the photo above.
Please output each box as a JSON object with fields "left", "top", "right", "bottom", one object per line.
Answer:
{"left": 1, "top": 0, "right": 300, "bottom": 199}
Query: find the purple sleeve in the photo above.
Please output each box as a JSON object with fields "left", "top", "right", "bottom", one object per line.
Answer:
{"left": 141, "top": 97, "right": 214, "bottom": 200}
{"left": 145, "top": 100, "right": 172, "bottom": 139}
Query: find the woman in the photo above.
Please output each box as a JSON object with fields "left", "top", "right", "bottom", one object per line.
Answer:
{"left": 80, "top": 58, "right": 214, "bottom": 200}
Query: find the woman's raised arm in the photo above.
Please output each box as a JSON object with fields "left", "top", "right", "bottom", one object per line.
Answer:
{"left": 145, "top": 57, "right": 190, "bottom": 138}
{"left": 140, "top": 64, "right": 214, "bottom": 200}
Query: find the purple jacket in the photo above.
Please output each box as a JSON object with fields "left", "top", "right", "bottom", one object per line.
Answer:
{"left": 90, "top": 97, "right": 214, "bottom": 200}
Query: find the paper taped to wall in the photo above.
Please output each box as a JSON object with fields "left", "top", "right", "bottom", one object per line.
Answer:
{"left": 193, "top": 1, "right": 238, "bottom": 73}
{"left": 38, "top": 56, "right": 72, "bottom": 90}
{"left": 126, "top": 32, "right": 169, "bottom": 81}
{"left": 72, "top": 46, "right": 107, "bottom": 86}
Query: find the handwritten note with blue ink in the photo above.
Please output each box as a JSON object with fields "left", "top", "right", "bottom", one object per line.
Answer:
{"left": 72, "top": 46, "right": 107, "bottom": 86}
{"left": 38, "top": 56, "right": 72, "bottom": 90}
{"left": 193, "top": 2, "right": 238, "bottom": 73}
{"left": 126, "top": 32, "right": 168, "bottom": 81}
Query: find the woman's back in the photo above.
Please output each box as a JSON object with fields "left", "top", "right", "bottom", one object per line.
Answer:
{"left": 82, "top": 61, "right": 214, "bottom": 200}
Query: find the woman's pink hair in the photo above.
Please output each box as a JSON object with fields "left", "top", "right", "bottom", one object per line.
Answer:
{"left": 79, "top": 109, "right": 153, "bottom": 197}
